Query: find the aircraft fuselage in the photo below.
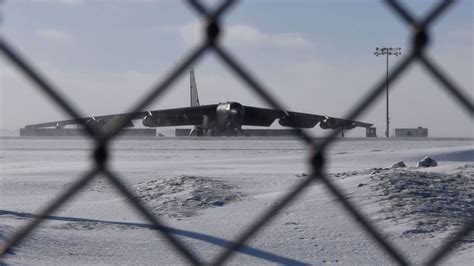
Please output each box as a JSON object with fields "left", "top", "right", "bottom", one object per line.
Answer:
{"left": 191, "top": 102, "right": 245, "bottom": 136}
{"left": 215, "top": 102, "right": 244, "bottom": 132}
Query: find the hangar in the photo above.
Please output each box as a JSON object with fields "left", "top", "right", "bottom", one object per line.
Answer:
{"left": 394, "top": 127, "right": 428, "bottom": 138}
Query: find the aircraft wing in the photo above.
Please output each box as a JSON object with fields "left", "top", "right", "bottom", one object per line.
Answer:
{"left": 25, "top": 104, "right": 371, "bottom": 130}
{"left": 145, "top": 104, "right": 218, "bottom": 127}
{"left": 25, "top": 104, "right": 219, "bottom": 129}
{"left": 242, "top": 105, "right": 372, "bottom": 129}
{"left": 24, "top": 112, "right": 146, "bottom": 129}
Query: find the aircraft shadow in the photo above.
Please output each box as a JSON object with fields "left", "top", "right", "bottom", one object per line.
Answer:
{"left": 0, "top": 210, "right": 308, "bottom": 265}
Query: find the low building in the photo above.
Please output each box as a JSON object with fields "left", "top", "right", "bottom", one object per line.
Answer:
{"left": 366, "top": 127, "right": 377, "bottom": 137}
{"left": 20, "top": 127, "right": 157, "bottom": 137}
{"left": 394, "top": 127, "right": 428, "bottom": 138}
{"left": 175, "top": 128, "right": 300, "bottom": 137}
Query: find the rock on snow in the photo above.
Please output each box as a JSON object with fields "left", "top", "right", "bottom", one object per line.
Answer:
{"left": 417, "top": 156, "right": 438, "bottom": 167}
{"left": 390, "top": 161, "right": 407, "bottom": 169}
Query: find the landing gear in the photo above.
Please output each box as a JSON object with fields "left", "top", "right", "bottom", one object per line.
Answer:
{"left": 190, "top": 126, "right": 244, "bottom": 136}
{"left": 189, "top": 127, "right": 204, "bottom": 136}
{"left": 226, "top": 128, "right": 243, "bottom": 136}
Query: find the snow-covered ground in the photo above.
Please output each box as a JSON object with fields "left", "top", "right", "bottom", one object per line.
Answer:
{"left": 0, "top": 137, "right": 472, "bottom": 265}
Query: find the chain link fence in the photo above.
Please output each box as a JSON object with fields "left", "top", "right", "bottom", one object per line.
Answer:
{"left": 0, "top": 0, "right": 472, "bottom": 265}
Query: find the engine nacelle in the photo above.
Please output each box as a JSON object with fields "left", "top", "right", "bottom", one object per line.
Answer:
{"left": 319, "top": 118, "right": 339, "bottom": 129}
{"left": 344, "top": 123, "right": 356, "bottom": 130}
{"left": 55, "top": 122, "right": 64, "bottom": 129}
{"left": 142, "top": 115, "right": 158, "bottom": 127}
{"left": 85, "top": 118, "right": 105, "bottom": 129}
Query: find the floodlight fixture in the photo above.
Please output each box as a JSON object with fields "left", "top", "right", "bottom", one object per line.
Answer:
{"left": 374, "top": 46, "right": 402, "bottom": 138}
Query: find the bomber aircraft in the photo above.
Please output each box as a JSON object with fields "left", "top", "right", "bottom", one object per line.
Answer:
{"left": 24, "top": 68, "right": 372, "bottom": 136}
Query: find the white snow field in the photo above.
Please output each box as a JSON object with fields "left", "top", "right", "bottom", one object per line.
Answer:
{"left": 0, "top": 137, "right": 472, "bottom": 265}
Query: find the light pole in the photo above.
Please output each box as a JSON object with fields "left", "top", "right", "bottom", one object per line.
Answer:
{"left": 374, "top": 46, "right": 401, "bottom": 138}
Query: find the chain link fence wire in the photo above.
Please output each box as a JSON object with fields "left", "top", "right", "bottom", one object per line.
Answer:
{"left": 0, "top": 0, "right": 472, "bottom": 265}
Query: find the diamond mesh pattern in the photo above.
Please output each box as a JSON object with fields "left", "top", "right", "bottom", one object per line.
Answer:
{"left": 0, "top": 0, "right": 472, "bottom": 265}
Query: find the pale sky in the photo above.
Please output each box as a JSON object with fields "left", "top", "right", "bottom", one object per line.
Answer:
{"left": 1, "top": 0, "right": 473, "bottom": 137}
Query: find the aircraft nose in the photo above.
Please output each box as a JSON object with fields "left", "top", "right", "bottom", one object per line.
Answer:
{"left": 230, "top": 108, "right": 239, "bottom": 115}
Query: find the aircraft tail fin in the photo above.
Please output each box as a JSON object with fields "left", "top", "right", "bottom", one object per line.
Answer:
{"left": 190, "top": 67, "right": 200, "bottom": 107}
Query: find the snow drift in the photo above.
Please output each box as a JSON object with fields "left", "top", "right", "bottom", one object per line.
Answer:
{"left": 370, "top": 164, "right": 473, "bottom": 237}
{"left": 133, "top": 175, "right": 244, "bottom": 218}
